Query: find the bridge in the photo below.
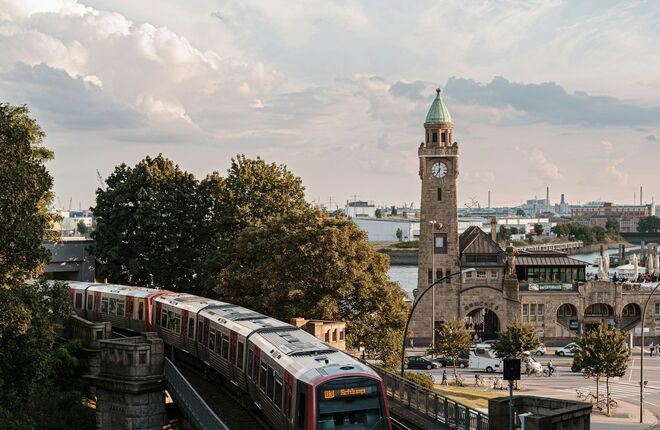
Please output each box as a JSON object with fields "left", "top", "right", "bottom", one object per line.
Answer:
{"left": 621, "top": 232, "right": 660, "bottom": 245}
{"left": 516, "top": 241, "right": 584, "bottom": 253}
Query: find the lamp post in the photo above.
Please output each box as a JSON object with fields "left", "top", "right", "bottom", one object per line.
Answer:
{"left": 640, "top": 281, "right": 660, "bottom": 423}
{"left": 400, "top": 268, "right": 476, "bottom": 377}
{"left": 429, "top": 220, "right": 437, "bottom": 349}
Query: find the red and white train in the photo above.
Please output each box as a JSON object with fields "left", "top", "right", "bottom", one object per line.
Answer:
{"left": 66, "top": 281, "right": 391, "bottom": 430}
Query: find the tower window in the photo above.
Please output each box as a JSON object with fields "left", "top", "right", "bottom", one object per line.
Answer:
{"left": 428, "top": 269, "right": 433, "bottom": 284}
{"left": 441, "top": 132, "right": 447, "bottom": 143}
{"left": 445, "top": 269, "right": 451, "bottom": 283}
{"left": 437, "top": 188, "right": 442, "bottom": 201}
{"left": 432, "top": 132, "right": 438, "bottom": 143}
{"left": 434, "top": 233, "right": 448, "bottom": 254}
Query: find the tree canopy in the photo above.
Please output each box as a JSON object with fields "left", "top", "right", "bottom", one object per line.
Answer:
{"left": 638, "top": 216, "right": 660, "bottom": 233}
{"left": 215, "top": 208, "right": 408, "bottom": 369}
{"left": 91, "top": 155, "right": 207, "bottom": 292}
{"left": 0, "top": 104, "right": 56, "bottom": 283}
{"left": 491, "top": 319, "right": 541, "bottom": 359}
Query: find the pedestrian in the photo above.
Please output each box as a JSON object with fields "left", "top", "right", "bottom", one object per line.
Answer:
{"left": 442, "top": 370, "right": 448, "bottom": 385}
{"left": 650, "top": 341, "right": 655, "bottom": 357}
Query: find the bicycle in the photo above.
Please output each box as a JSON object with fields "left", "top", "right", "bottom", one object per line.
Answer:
{"left": 576, "top": 389, "right": 588, "bottom": 401}
{"left": 596, "top": 395, "right": 618, "bottom": 410}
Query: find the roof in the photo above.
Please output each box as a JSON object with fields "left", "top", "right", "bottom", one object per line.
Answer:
{"left": 515, "top": 253, "right": 588, "bottom": 267}
{"left": 459, "top": 226, "right": 503, "bottom": 255}
{"left": 425, "top": 88, "right": 452, "bottom": 125}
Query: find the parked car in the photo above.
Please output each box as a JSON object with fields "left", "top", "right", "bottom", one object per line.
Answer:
{"left": 437, "top": 355, "right": 469, "bottom": 368}
{"left": 571, "top": 360, "right": 582, "bottom": 373}
{"left": 555, "top": 342, "right": 581, "bottom": 357}
{"left": 404, "top": 355, "right": 440, "bottom": 370}
{"left": 531, "top": 344, "right": 547, "bottom": 356}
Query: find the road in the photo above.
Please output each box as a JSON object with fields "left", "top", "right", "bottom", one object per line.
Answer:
{"left": 408, "top": 350, "right": 660, "bottom": 423}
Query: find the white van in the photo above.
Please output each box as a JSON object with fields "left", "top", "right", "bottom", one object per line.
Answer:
{"left": 469, "top": 347, "right": 503, "bottom": 373}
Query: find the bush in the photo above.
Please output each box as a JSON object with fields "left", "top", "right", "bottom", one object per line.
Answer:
{"left": 393, "top": 240, "right": 419, "bottom": 249}
{"left": 403, "top": 372, "right": 434, "bottom": 389}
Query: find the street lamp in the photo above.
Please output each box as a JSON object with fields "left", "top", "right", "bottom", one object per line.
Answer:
{"left": 640, "top": 281, "right": 660, "bottom": 423}
{"left": 400, "top": 268, "right": 476, "bottom": 377}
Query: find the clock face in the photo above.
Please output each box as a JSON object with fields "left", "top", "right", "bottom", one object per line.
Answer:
{"left": 431, "top": 161, "right": 448, "bottom": 178}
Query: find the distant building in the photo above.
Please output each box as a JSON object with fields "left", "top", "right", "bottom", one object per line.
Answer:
{"left": 345, "top": 200, "right": 376, "bottom": 218}
{"left": 290, "top": 318, "right": 346, "bottom": 351}
{"left": 352, "top": 217, "right": 419, "bottom": 242}
{"left": 43, "top": 238, "right": 95, "bottom": 282}
{"left": 571, "top": 202, "right": 652, "bottom": 233}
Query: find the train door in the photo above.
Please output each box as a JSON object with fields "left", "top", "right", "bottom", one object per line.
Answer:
{"left": 126, "top": 296, "right": 134, "bottom": 329}
{"left": 229, "top": 331, "right": 238, "bottom": 381}
{"left": 284, "top": 371, "right": 294, "bottom": 425}
{"left": 181, "top": 310, "right": 189, "bottom": 351}
{"left": 154, "top": 301, "right": 162, "bottom": 331}
{"left": 294, "top": 381, "right": 310, "bottom": 430}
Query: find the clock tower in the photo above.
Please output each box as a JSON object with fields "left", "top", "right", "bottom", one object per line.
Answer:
{"left": 411, "top": 88, "right": 461, "bottom": 344}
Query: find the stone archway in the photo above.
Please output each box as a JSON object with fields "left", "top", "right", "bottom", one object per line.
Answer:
{"left": 465, "top": 308, "right": 501, "bottom": 341}
{"left": 584, "top": 303, "right": 615, "bottom": 332}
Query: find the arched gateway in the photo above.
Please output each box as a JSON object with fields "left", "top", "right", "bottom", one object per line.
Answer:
{"left": 465, "top": 308, "right": 500, "bottom": 341}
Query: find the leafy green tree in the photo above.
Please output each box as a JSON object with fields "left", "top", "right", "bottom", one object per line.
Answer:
{"left": 533, "top": 223, "right": 544, "bottom": 236}
{"left": 428, "top": 320, "right": 472, "bottom": 379}
{"left": 395, "top": 228, "right": 403, "bottom": 242}
{"left": 516, "top": 209, "right": 526, "bottom": 216}
{"left": 497, "top": 225, "right": 511, "bottom": 242}
{"left": 375, "top": 208, "right": 382, "bottom": 218}
{"left": 391, "top": 206, "right": 398, "bottom": 216}
{"left": 592, "top": 226, "right": 606, "bottom": 242}
{"left": 510, "top": 227, "right": 519, "bottom": 235}
{"left": 91, "top": 154, "right": 207, "bottom": 292}
{"left": 0, "top": 104, "right": 57, "bottom": 283}
{"left": 638, "top": 216, "right": 660, "bottom": 233}
{"left": 605, "top": 218, "right": 620, "bottom": 234}
{"left": 199, "top": 155, "right": 308, "bottom": 295}
{"left": 491, "top": 320, "right": 541, "bottom": 359}
{"left": 215, "top": 208, "right": 408, "bottom": 369}
{"left": 76, "top": 220, "right": 89, "bottom": 237}
{"left": 575, "top": 323, "right": 629, "bottom": 415}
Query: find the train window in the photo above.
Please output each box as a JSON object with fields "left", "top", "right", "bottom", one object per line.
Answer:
{"left": 116, "top": 300, "right": 125, "bottom": 317}
{"left": 247, "top": 349, "right": 253, "bottom": 377}
{"left": 297, "top": 393, "right": 306, "bottom": 429}
{"left": 274, "top": 374, "right": 283, "bottom": 408}
{"left": 237, "top": 342, "right": 244, "bottom": 370}
{"left": 221, "top": 334, "right": 229, "bottom": 359}
{"left": 75, "top": 293, "right": 82, "bottom": 309}
{"left": 127, "top": 300, "right": 134, "bottom": 317}
{"left": 167, "top": 311, "right": 181, "bottom": 333}
{"left": 138, "top": 302, "right": 144, "bottom": 320}
{"left": 87, "top": 295, "right": 93, "bottom": 310}
{"left": 188, "top": 318, "right": 195, "bottom": 338}
{"left": 267, "top": 367, "right": 275, "bottom": 399}
{"left": 208, "top": 329, "right": 216, "bottom": 351}
{"left": 161, "top": 310, "right": 168, "bottom": 328}
{"left": 109, "top": 298, "right": 116, "bottom": 315}
{"left": 101, "top": 297, "right": 109, "bottom": 313}
{"left": 260, "top": 362, "right": 267, "bottom": 391}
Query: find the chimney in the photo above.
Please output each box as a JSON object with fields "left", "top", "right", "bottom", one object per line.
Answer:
{"left": 640, "top": 186, "right": 643, "bottom": 205}
{"left": 546, "top": 186, "right": 550, "bottom": 205}
{"left": 488, "top": 190, "right": 491, "bottom": 208}
{"left": 490, "top": 217, "right": 497, "bottom": 242}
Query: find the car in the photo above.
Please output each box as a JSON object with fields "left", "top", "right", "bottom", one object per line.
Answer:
{"left": 532, "top": 344, "right": 547, "bottom": 356}
{"left": 404, "top": 355, "right": 440, "bottom": 370}
{"left": 571, "top": 360, "right": 582, "bottom": 373}
{"left": 437, "top": 355, "right": 469, "bottom": 368}
{"left": 555, "top": 342, "right": 581, "bottom": 357}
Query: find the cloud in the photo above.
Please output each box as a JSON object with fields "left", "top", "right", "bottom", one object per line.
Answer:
{"left": 445, "top": 76, "right": 660, "bottom": 127}
{"left": 646, "top": 134, "right": 659, "bottom": 141}
{"left": 606, "top": 158, "right": 629, "bottom": 185}
{"left": 0, "top": 63, "right": 143, "bottom": 129}
{"left": 529, "top": 148, "right": 562, "bottom": 181}
{"left": 389, "top": 81, "right": 428, "bottom": 101}
{"left": 462, "top": 171, "right": 496, "bottom": 185}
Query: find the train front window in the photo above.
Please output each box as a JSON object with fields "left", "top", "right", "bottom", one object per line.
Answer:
{"left": 317, "top": 377, "right": 386, "bottom": 430}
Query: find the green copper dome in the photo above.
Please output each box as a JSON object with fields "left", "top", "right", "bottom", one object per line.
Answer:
{"left": 425, "top": 88, "right": 452, "bottom": 125}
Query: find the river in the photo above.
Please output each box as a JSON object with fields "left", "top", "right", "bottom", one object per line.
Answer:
{"left": 388, "top": 244, "right": 658, "bottom": 300}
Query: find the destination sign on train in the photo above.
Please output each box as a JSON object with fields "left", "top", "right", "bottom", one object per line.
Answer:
{"left": 323, "top": 387, "right": 374, "bottom": 399}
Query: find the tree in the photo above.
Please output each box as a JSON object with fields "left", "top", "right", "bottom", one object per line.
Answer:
{"left": 638, "top": 216, "right": 660, "bottom": 233}
{"left": 214, "top": 208, "right": 408, "bottom": 369}
{"left": 491, "top": 320, "right": 541, "bottom": 359}
{"left": 516, "top": 209, "right": 526, "bottom": 216}
{"left": 429, "top": 320, "right": 472, "bottom": 379}
{"left": 497, "top": 225, "right": 511, "bottom": 242}
{"left": 0, "top": 104, "right": 57, "bottom": 284}
{"left": 402, "top": 211, "right": 408, "bottom": 219}
{"left": 510, "top": 227, "right": 519, "bottom": 235}
{"left": 575, "top": 323, "right": 629, "bottom": 415}
{"left": 375, "top": 208, "right": 382, "bottom": 218}
{"left": 395, "top": 228, "right": 403, "bottom": 242}
{"left": 198, "top": 155, "right": 308, "bottom": 295}
{"left": 592, "top": 226, "right": 606, "bottom": 242}
{"left": 91, "top": 154, "right": 208, "bottom": 293}
{"left": 533, "top": 223, "right": 544, "bottom": 236}
{"left": 76, "top": 220, "right": 89, "bottom": 237}
{"left": 605, "top": 218, "right": 620, "bottom": 234}
{"left": 391, "top": 206, "right": 398, "bottom": 216}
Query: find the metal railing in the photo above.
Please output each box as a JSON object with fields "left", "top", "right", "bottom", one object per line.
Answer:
{"left": 164, "top": 358, "right": 229, "bottom": 430}
{"left": 369, "top": 364, "right": 489, "bottom": 430}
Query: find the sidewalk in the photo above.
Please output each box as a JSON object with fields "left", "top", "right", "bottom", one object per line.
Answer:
{"left": 588, "top": 399, "right": 657, "bottom": 430}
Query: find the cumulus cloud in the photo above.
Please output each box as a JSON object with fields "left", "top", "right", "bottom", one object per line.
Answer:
{"left": 646, "top": 134, "right": 659, "bottom": 142}
{"left": 445, "top": 76, "right": 660, "bottom": 127}
{"left": 606, "top": 158, "right": 629, "bottom": 185}
{"left": 529, "top": 148, "right": 562, "bottom": 181}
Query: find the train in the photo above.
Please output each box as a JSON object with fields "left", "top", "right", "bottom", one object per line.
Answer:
{"left": 65, "top": 281, "right": 392, "bottom": 430}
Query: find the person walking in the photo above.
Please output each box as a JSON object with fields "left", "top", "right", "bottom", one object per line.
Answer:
{"left": 650, "top": 341, "right": 655, "bottom": 357}
{"left": 441, "top": 370, "right": 448, "bottom": 385}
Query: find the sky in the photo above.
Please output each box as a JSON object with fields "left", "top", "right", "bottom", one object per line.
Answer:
{"left": 1, "top": 0, "right": 659, "bottom": 210}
